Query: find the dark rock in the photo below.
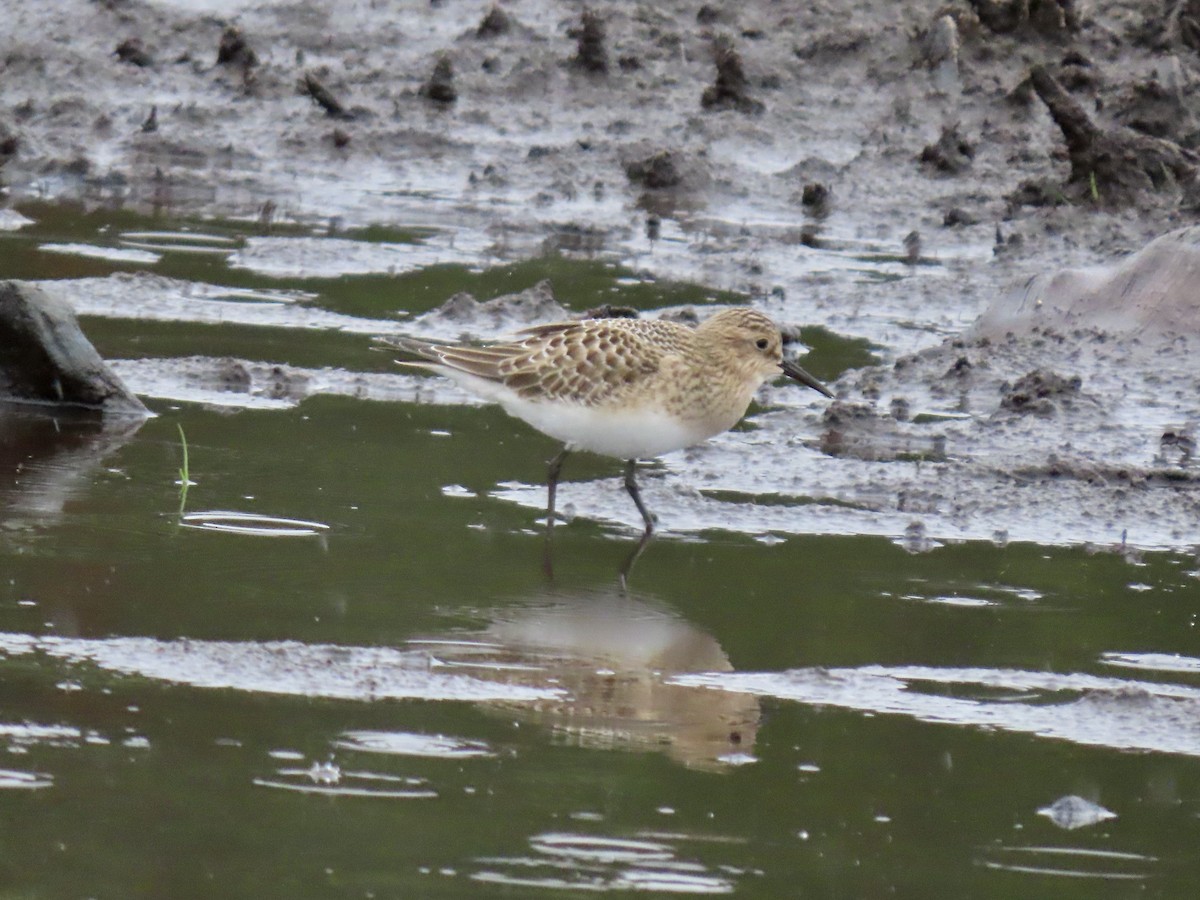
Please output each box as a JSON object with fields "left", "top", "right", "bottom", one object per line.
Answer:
{"left": 0, "top": 281, "right": 147, "bottom": 415}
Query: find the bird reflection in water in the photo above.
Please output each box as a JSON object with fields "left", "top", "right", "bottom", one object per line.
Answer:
{"left": 411, "top": 585, "right": 759, "bottom": 770}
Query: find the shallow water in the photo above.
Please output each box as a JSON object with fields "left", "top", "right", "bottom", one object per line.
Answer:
{"left": 2, "top": 206, "right": 1200, "bottom": 898}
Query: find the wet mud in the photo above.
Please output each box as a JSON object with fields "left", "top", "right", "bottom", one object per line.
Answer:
{"left": 3, "top": 0, "right": 1200, "bottom": 554}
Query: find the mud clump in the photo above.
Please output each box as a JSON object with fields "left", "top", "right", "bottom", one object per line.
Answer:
{"left": 968, "top": 0, "right": 1079, "bottom": 37}
{"left": 1025, "top": 65, "right": 1198, "bottom": 206}
{"left": 0, "top": 123, "right": 19, "bottom": 166}
{"left": 580, "top": 304, "right": 638, "bottom": 320}
{"left": 115, "top": 38, "right": 153, "bottom": 68}
{"left": 420, "top": 56, "right": 457, "bottom": 105}
{"left": 920, "top": 124, "right": 975, "bottom": 174}
{"left": 216, "top": 26, "right": 258, "bottom": 70}
{"left": 819, "top": 401, "right": 947, "bottom": 463}
{"left": 701, "top": 37, "right": 764, "bottom": 114}
{"left": 408, "top": 280, "right": 568, "bottom": 336}
{"left": 1000, "top": 369, "right": 1081, "bottom": 415}
{"left": 624, "top": 151, "right": 683, "bottom": 190}
{"left": 216, "top": 25, "right": 259, "bottom": 92}
{"left": 475, "top": 6, "right": 512, "bottom": 38}
{"left": 943, "top": 207, "right": 979, "bottom": 226}
{"left": 801, "top": 183, "right": 831, "bottom": 216}
{"left": 792, "top": 28, "right": 870, "bottom": 61}
{"left": 570, "top": 9, "right": 608, "bottom": 74}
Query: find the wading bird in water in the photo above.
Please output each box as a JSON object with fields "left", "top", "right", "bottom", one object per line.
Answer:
{"left": 382, "top": 307, "right": 833, "bottom": 584}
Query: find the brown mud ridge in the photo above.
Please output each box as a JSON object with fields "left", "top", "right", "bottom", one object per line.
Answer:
{"left": 3, "top": 0, "right": 1200, "bottom": 552}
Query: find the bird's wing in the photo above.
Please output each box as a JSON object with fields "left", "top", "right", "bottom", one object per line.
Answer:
{"left": 382, "top": 322, "right": 670, "bottom": 406}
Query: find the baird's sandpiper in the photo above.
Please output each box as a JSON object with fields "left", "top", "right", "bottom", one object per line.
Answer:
{"left": 383, "top": 307, "right": 832, "bottom": 579}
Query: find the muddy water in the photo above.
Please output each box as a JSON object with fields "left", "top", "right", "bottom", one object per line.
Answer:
{"left": 2, "top": 207, "right": 1200, "bottom": 898}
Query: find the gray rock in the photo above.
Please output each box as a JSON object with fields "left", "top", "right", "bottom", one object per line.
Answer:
{"left": 0, "top": 280, "right": 147, "bottom": 415}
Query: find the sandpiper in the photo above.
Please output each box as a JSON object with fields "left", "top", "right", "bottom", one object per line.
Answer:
{"left": 382, "top": 307, "right": 833, "bottom": 580}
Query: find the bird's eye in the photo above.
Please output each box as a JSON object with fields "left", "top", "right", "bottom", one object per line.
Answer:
{"left": 755, "top": 338, "right": 769, "bottom": 350}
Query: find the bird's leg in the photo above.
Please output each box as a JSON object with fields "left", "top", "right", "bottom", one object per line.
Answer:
{"left": 542, "top": 446, "right": 570, "bottom": 580}
{"left": 545, "top": 447, "right": 570, "bottom": 530}
{"left": 618, "top": 458, "right": 655, "bottom": 589}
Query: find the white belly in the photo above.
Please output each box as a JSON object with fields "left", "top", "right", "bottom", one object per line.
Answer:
{"left": 505, "top": 397, "right": 716, "bottom": 458}
{"left": 431, "top": 368, "right": 730, "bottom": 459}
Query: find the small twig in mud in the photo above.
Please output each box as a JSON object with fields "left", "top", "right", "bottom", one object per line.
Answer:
{"left": 301, "top": 71, "right": 354, "bottom": 120}
{"left": 570, "top": 9, "right": 609, "bottom": 74}
{"left": 701, "top": 36, "right": 764, "bottom": 114}
{"left": 419, "top": 55, "right": 457, "bottom": 105}
{"left": 1027, "top": 64, "right": 1198, "bottom": 205}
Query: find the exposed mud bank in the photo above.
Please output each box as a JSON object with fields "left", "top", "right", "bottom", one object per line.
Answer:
{"left": 3, "top": 0, "right": 1197, "bottom": 277}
